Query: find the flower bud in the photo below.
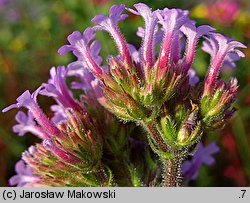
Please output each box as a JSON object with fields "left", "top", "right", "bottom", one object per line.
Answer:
{"left": 177, "top": 104, "right": 202, "bottom": 146}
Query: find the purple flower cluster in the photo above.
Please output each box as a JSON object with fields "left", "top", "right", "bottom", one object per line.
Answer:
{"left": 3, "top": 66, "right": 106, "bottom": 186}
{"left": 2, "top": 3, "right": 246, "bottom": 187}
{"left": 57, "top": 4, "right": 245, "bottom": 122}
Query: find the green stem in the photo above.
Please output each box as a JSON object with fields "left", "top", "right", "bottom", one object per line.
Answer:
{"left": 165, "top": 156, "right": 183, "bottom": 187}
{"left": 142, "top": 122, "right": 168, "bottom": 152}
{"left": 142, "top": 122, "right": 183, "bottom": 187}
{"left": 96, "top": 164, "right": 108, "bottom": 186}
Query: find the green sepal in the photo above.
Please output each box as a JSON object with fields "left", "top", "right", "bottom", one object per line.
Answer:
{"left": 159, "top": 116, "right": 176, "bottom": 144}
{"left": 128, "top": 166, "right": 141, "bottom": 187}
{"left": 146, "top": 132, "right": 172, "bottom": 160}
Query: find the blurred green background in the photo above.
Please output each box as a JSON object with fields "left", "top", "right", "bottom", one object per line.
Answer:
{"left": 0, "top": 0, "right": 250, "bottom": 186}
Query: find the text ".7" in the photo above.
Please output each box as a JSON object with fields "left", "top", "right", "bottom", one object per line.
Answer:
{"left": 239, "top": 190, "right": 247, "bottom": 199}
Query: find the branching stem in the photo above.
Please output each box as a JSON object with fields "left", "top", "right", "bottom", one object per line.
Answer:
{"left": 142, "top": 121, "right": 183, "bottom": 187}
{"left": 142, "top": 122, "right": 168, "bottom": 151}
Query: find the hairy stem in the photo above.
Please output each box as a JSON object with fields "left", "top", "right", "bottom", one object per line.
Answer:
{"left": 96, "top": 164, "right": 108, "bottom": 186}
{"left": 142, "top": 122, "right": 168, "bottom": 151}
{"left": 165, "top": 156, "right": 182, "bottom": 187}
{"left": 142, "top": 122, "right": 183, "bottom": 187}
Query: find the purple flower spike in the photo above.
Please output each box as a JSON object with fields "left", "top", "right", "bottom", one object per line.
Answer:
{"left": 40, "top": 66, "right": 81, "bottom": 111}
{"left": 203, "top": 33, "right": 246, "bottom": 95}
{"left": 128, "top": 3, "right": 161, "bottom": 70}
{"left": 2, "top": 88, "right": 61, "bottom": 137}
{"left": 157, "top": 8, "right": 188, "bottom": 69}
{"left": 182, "top": 141, "right": 220, "bottom": 181}
{"left": 92, "top": 4, "right": 132, "bottom": 67}
{"left": 13, "top": 111, "right": 50, "bottom": 139}
{"left": 58, "top": 28, "right": 103, "bottom": 77}
{"left": 9, "top": 160, "right": 40, "bottom": 187}
{"left": 181, "top": 21, "right": 215, "bottom": 71}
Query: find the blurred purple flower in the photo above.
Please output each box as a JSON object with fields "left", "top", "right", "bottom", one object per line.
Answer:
{"left": 9, "top": 160, "right": 40, "bottom": 187}
{"left": 182, "top": 141, "right": 220, "bottom": 181}
{"left": 188, "top": 69, "right": 199, "bottom": 86}
{"left": 0, "top": 0, "right": 9, "bottom": 6}
{"left": 206, "top": 0, "right": 240, "bottom": 25}
{"left": 7, "top": 8, "right": 20, "bottom": 22}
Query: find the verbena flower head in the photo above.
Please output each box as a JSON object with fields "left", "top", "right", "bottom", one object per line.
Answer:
{"left": 58, "top": 3, "right": 245, "bottom": 125}
{"left": 3, "top": 66, "right": 124, "bottom": 186}
{"left": 3, "top": 3, "right": 246, "bottom": 187}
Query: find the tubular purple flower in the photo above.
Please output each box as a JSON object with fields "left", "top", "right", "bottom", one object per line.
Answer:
{"left": 171, "top": 33, "right": 181, "bottom": 64}
{"left": 224, "top": 53, "right": 241, "bottom": 68}
{"left": 91, "top": 4, "right": 132, "bottom": 67}
{"left": 202, "top": 40, "right": 241, "bottom": 69}
{"left": 43, "top": 139, "right": 81, "bottom": 164}
{"left": 156, "top": 8, "right": 188, "bottom": 69}
{"left": 58, "top": 28, "right": 103, "bottom": 77}
{"left": 13, "top": 111, "right": 50, "bottom": 139}
{"left": 2, "top": 89, "right": 61, "bottom": 137}
{"left": 90, "top": 79, "right": 103, "bottom": 98}
{"left": 68, "top": 69, "right": 93, "bottom": 90}
{"left": 67, "top": 65, "right": 103, "bottom": 100}
{"left": 40, "top": 66, "right": 81, "bottom": 111}
{"left": 127, "top": 44, "right": 140, "bottom": 64}
{"left": 67, "top": 39, "right": 103, "bottom": 72}
{"left": 203, "top": 33, "right": 246, "bottom": 95}
{"left": 89, "top": 40, "right": 103, "bottom": 65}
{"left": 127, "top": 3, "right": 161, "bottom": 70}
{"left": 9, "top": 160, "right": 40, "bottom": 187}
{"left": 181, "top": 21, "right": 215, "bottom": 72}
{"left": 137, "top": 27, "right": 164, "bottom": 45}
{"left": 50, "top": 105, "right": 67, "bottom": 123}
